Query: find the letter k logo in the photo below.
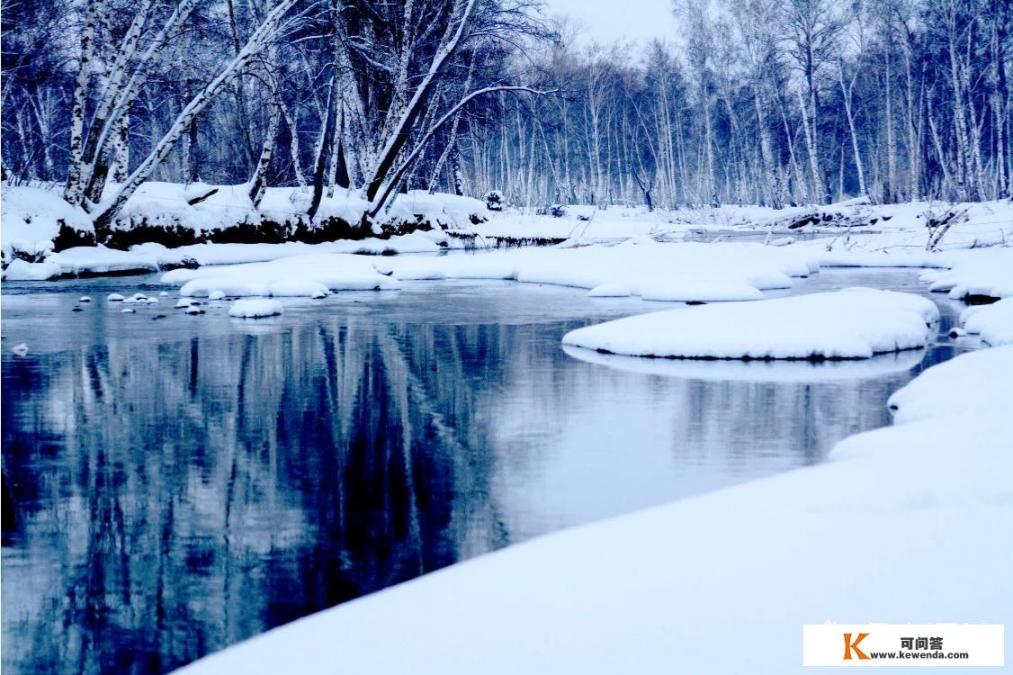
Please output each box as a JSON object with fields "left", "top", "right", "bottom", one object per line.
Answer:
{"left": 843, "top": 632, "right": 871, "bottom": 660}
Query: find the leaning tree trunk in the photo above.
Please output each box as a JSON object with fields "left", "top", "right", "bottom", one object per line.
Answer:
{"left": 92, "top": 0, "right": 298, "bottom": 234}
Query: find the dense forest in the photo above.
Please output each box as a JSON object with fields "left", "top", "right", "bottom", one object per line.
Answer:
{"left": 2, "top": 0, "right": 1011, "bottom": 226}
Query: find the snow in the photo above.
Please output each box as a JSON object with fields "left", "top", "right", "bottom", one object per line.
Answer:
{"left": 3, "top": 232, "right": 446, "bottom": 281}
{"left": 105, "top": 182, "right": 486, "bottom": 236}
{"left": 162, "top": 253, "right": 396, "bottom": 298}
{"left": 0, "top": 186, "right": 94, "bottom": 262}
{"left": 885, "top": 345, "right": 1013, "bottom": 423}
{"left": 228, "top": 298, "right": 284, "bottom": 319}
{"left": 921, "top": 248, "right": 1013, "bottom": 301}
{"left": 960, "top": 299, "right": 1013, "bottom": 347}
{"left": 2, "top": 259, "right": 63, "bottom": 281}
{"left": 380, "top": 240, "right": 818, "bottom": 303}
{"left": 563, "top": 289, "right": 938, "bottom": 360}
{"left": 174, "top": 346, "right": 1013, "bottom": 675}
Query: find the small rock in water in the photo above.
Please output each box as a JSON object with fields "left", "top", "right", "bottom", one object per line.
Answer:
{"left": 158, "top": 291, "right": 169, "bottom": 297}
{"left": 948, "top": 327, "right": 967, "bottom": 338}
{"left": 185, "top": 306, "right": 205, "bottom": 315}
{"left": 72, "top": 306, "right": 84, "bottom": 312}
{"left": 107, "top": 293, "right": 125, "bottom": 302}
{"left": 175, "top": 298, "right": 193, "bottom": 309}
{"left": 124, "top": 293, "right": 148, "bottom": 304}
{"left": 11, "top": 343, "right": 29, "bottom": 357}
{"left": 145, "top": 297, "right": 159, "bottom": 304}
{"left": 151, "top": 314, "right": 167, "bottom": 320}
{"left": 208, "top": 290, "right": 226, "bottom": 301}
{"left": 79, "top": 296, "right": 92, "bottom": 303}
{"left": 311, "top": 289, "right": 329, "bottom": 299}
{"left": 121, "top": 308, "right": 136, "bottom": 314}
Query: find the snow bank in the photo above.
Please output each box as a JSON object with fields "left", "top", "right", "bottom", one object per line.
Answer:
{"left": 381, "top": 240, "right": 819, "bottom": 303}
{"left": 2, "top": 232, "right": 445, "bottom": 281}
{"left": 884, "top": 345, "right": 1013, "bottom": 423}
{"left": 1, "top": 186, "right": 94, "bottom": 262}
{"left": 105, "top": 182, "right": 486, "bottom": 240}
{"left": 174, "top": 346, "right": 1012, "bottom": 675}
{"left": 960, "top": 299, "right": 1013, "bottom": 347}
{"left": 228, "top": 299, "right": 284, "bottom": 319}
{"left": 921, "top": 247, "right": 1013, "bottom": 301}
{"left": 162, "top": 253, "right": 399, "bottom": 298}
{"left": 563, "top": 289, "right": 938, "bottom": 360}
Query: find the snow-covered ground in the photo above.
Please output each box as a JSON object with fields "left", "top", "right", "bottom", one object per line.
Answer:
{"left": 152, "top": 240, "right": 818, "bottom": 302}
{"left": 1, "top": 186, "right": 94, "bottom": 262}
{"left": 175, "top": 345, "right": 1013, "bottom": 675}
{"left": 921, "top": 247, "right": 1013, "bottom": 301}
{"left": 2, "top": 232, "right": 446, "bottom": 281}
{"left": 961, "top": 300, "right": 1013, "bottom": 346}
{"left": 1, "top": 183, "right": 484, "bottom": 268}
{"left": 562, "top": 289, "right": 938, "bottom": 360}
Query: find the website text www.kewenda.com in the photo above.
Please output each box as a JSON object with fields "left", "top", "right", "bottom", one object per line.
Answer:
{"left": 869, "top": 651, "right": 970, "bottom": 660}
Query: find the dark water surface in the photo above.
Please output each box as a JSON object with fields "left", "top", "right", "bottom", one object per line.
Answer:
{"left": 1, "top": 268, "right": 975, "bottom": 674}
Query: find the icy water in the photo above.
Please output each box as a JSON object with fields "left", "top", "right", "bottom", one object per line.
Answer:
{"left": 1, "top": 268, "right": 976, "bottom": 674}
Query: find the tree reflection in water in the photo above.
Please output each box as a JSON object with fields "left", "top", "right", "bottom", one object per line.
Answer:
{"left": 2, "top": 305, "right": 918, "bottom": 674}
{"left": 2, "top": 318, "right": 513, "bottom": 673}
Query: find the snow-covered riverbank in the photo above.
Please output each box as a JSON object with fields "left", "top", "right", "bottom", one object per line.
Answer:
{"left": 175, "top": 344, "right": 1013, "bottom": 675}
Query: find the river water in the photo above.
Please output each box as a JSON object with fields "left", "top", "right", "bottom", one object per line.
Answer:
{"left": 0, "top": 267, "right": 976, "bottom": 674}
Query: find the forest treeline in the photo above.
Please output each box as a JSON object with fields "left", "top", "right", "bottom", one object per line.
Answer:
{"left": 1, "top": 0, "right": 1010, "bottom": 229}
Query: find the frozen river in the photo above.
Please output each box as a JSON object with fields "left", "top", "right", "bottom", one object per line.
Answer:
{"left": 0, "top": 267, "right": 975, "bottom": 674}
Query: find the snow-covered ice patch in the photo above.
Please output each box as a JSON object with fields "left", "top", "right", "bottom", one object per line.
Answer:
{"left": 162, "top": 253, "right": 396, "bottom": 298}
{"left": 381, "top": 241, "right": 818, "bottom": 303}
{"left": 563, "top": 289, "right": 938, "bottom": 360}
{"left": 228, "top": 299, "right": 284, "bottom": 319}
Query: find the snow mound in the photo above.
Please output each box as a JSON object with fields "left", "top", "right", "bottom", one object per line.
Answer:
{"left": 960, "top": 300, "right": 1013, "bottom": 346}
{"left": 563, "top": 289, "right": 938, "bottom": 360}
{"left": 162, "top": 253, "right": 396, "bottom": 298}
{"left": 922, "top": 248, "right": 1013, "bottom": 301}
{"left": 1, "top": 186, "right": 94, "bottom": 263}
{"left": 3, "top": 259, "right": 62, "bottom": 281}
{"left": 884, "top": 344, "right": 1013, "bottom": 424}
{"left": 228, "top": 299, "right": 284, "bottom": 319}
